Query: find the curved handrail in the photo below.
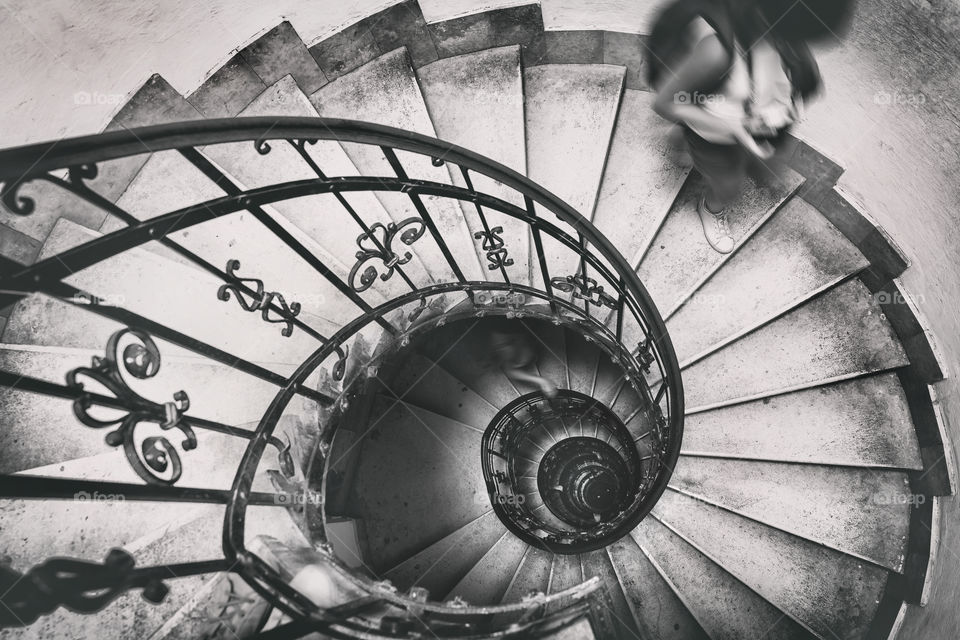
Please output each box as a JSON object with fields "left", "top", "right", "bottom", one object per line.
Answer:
{"left": 0, "top": 117, "right": 683, "bottom": 637}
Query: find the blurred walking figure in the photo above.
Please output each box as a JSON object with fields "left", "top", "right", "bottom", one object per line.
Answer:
{"left": 488, "top": 319, "right": 558, "bottom": 399}
{"left": 647, "top": 0, "right": 856, "bottom": 253}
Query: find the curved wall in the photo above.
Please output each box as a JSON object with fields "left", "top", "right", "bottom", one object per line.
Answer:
{"left": 2, "top": 0, "right": 959, "bottom": 635}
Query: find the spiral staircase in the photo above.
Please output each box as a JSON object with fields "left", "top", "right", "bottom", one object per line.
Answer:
{"left": 0, "top": 3, "right": 952, "bottom": 639}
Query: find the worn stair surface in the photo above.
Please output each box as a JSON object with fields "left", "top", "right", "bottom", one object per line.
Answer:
{"left": 0, "top": 5, "right": 940, "bottom": 640}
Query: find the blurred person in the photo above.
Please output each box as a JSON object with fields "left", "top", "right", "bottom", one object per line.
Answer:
{"left": 647, "top": 0, "right": 856, "bottom": 253}
{"left": 487, "top": 319, "right": 558, "bottom": 399}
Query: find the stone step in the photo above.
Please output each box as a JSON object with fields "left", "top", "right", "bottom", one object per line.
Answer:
{"left": 348, "top": 398, "right": 488, "bottom": 572}
{"left": 199, "top": 74, "right": 435, "bottom": 300}
{"left": 681, "top": 372, "right": 923, "bottom": 469}
{"left": 413, "top": 320, "right": 520, "bottom": 409}
{"left": 498, "top": 546, "right": 552, "bottom": 603}
{"left": 580, "top": 548, "right": 642, "bottom": 640}
{"left": 445, "top": 530, "right": 528, "bottom": 604}
{"left": 605, "top": 535, "right": 710, "bottom": 640}
{"left": 417, "top": 45, "right": 532, "bottom": 285}
{"left": 523, "top": 64, "right": 625, "bottom": 285}
{"left": 3, "top": 218, "right": 321, "bottom": 370}
{"left": 591, "top": 90, "right": 690, "bottom": 270}
{"left": 0, "top": 343, "right": 309, "bottom": 474}
{"left": 383, "top": 509, "right": 506, "bottom": 600}
{"left": 546, "top": 552, "right": 583, "bottom": 613}
{"left": 375, "top": 352, "right": 498, "bottom": 427}
{"left": 5, "top": 76, "right": 201, "bottom": 251}
{"left": 667, "top": 456, "right": 911, "bottom": 570}
{"left": 637, "top": 170, "right": 803, "bottom": 317}
{"left": 665, "top": 197, "right": 870, "bottom": 365}
{"left": 310, "top": 46, "right": 485, "bottom": 283}
{"left": 239, "top": 21, "right": 329, "bottom": 96}
{"left": 632, "top": 517, "right": 815, "bottom": 640}
{"left": 654, "top": 490, "right": 888, "bottom": 640}
{"left": 109, "top": 138, "right": 365, "bottom": 339}
{"left": 683, "top": 278, "right": 908, "bottom": 411}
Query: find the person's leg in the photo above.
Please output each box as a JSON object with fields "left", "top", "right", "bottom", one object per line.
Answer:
{"left": 683, "top": 128, "right": 748, "bottom": 253}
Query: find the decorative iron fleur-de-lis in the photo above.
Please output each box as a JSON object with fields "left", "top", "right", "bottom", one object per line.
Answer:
{"left": 66, "top": 329, "right": 197, "bottom": 486}
{"left": 349, "top": 218, "right": 425, "bottom": 292}
{"left": 0, "top": 548, "right": 169, "bottom": 627}
{"left": 474, "top": 226, "right": 514, "bottom": 271}
{"left": 550, "top": 273, "right": 618, "bottom": 309}
{"left": 217, "top": 259, "right": 301, "bottom": 337}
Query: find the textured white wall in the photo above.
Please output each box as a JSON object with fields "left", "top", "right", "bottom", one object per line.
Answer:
{"left": 0, "top": 0, "right": 401, "bottom": 145}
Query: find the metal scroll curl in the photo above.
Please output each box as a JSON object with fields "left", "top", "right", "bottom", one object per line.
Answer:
{"left": 349, "top": 218, "right": 425, "bottom": 293}
{"left": 66, "top": 329, "right": 196, "bottom": 486}
{"left": 550, "top": 273, "right": 618, "bottom": 309}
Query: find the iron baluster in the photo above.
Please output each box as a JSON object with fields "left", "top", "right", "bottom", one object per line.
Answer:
{"left": 380, "top": 146, "right": 468, "bottom": 285}
{"left": 217, "top": 259, "right": 303, "bottom": 337}
{"left": 178, "top": 148, "right": 396, "bottom": 335}
{"left": 460, "top": 166, "right": 513, "bottom": 283}
{"left": 524, "top": 196, "right": 558, "bottom": 319}
{"left": 285, "top": 138, "right": 418, "bottom": 292}
{"left": 348, "top": 219, "right": 426, "bottom": 292}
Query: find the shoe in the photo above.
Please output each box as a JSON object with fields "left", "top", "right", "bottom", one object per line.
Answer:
{"left": 697, "top": 196, "right": 735, "bottom": 254}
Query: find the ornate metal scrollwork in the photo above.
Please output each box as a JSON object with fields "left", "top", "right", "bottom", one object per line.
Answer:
{"left": 0, "top": 549, "right": 168, "bottom": 627}
{"left": 636, "top": 339, "right": 655, "bottom": 374}
{"left": 0, "top": 178, "right": 34, "bottom": 215}
{"left": 217, "top": 259, "right": 302, "bottom": 337}
{"left": 348, "top": 218, "right": 425, "bottom": 293}
{"left": 1, "top": 163, "right": 100, "bottom": 217}
{"left": 549, "top": 273, "right": 618, "bottom": 309}
{"left": 474, "top": 226, "right": 514, "bottom": 271}
{"left": 66, "top": 329, "right": 197, "bottom": 486}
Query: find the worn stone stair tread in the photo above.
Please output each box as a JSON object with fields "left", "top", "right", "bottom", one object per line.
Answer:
{"left": 683, "top": 278, "right": 908, "bottom": 411}
{"left": 496, "top": 546, "right": 552, "bottom": 605}
{"left": 383, "top": 509, "right": 507, "bottom": 600}
{"left": 310, "top": 46, "right": 484, "bottom": 282}
{"left": 580, "top": 548, "right": 643, "bottom": 640}
{"left": 563, "top": 329, "right": 600, "bottom": 395}
{"left": 633, "top": 517, "right": 815, "bottom": 640}
{"left": 0, "top": 343, "right": 299, "bottom": 474}
{"left": 681, "top": 371, "right": 923, "bottom": 469}
{"left": 445, "top": 530, "right": 528, "bottom": 604}
{"left": 592, "top": 90, "right": 691, "bottom": 271}
{"left": 606, "top": 535, "right": 710, "bottom": 640}
{"left": 376, "top": 351, "right": 498, "bottom": 427}
{"left": 667, "top": 456, "right": 911, "bottom": 570}
{"left": 109, "top": 144, "right": 359, "bottom": 335}
{"left": 524, "top": 63, "right": 625, "bottom": 283}
{"left": 4, "top": 511, "right": 224, "bottom": 640}
{"left": 3, "top": 219, "right": 323, "bottom": 370}
{"left": 666, "top": 196, "right": 870, "bottom": 365}
{"left": 546, "top": 553, "right": 583, "bottom": 612}
{"left": 199, "top": 74, "right": 433, "bottom": 299}
{"left": 637, "top": 170, "right": 803, "bottom": 317}
{"left": 654, "top": 490, "right": 887, "bottom": 640}
{"left": 239, "top": 21, "right": 329, "bottom": 95}
{"left": 349, "top": 398, "right": 488, "bottom": 572}
{"left": 417, "top": 45, "right": 532, "bottom": 283}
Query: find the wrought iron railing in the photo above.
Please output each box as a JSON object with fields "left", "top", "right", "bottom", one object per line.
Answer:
{"left": 0, "top": 117, "right": 683, "bottom": 638}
